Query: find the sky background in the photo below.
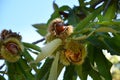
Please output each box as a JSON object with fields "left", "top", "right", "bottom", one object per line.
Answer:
{"left": 0, "top": 0, "right": 92, "bottom": 80}
{"left": 0, "top": 0, "right": 79, "bottom": 43}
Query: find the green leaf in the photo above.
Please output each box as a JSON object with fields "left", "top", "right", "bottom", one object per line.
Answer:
{"left": 32, "top": 23, "right": 48, "bottom": 36}
{"left": 22, "top": 49, "right": 34, "bottom": 62}
{"left": 75, "top": 59, "right": 93, "bottom": 80}
{"left": 87, "top": 34, "right": 120, "bottom": 55}
{"left": 76, "top": 65, "right": 85, "bottom": 80}
{"left": 57, "top": 63, "right": 64, "bottom": 78}
{"left": 78, "top": 0, "right": 85, "bottom": 7}
{"left": 63, "top": 65, "right": 77, "bottom": 80}
{"left": 48, "top": 5, "right": 70, "bottom": 24}
{"left": 6, "top": 62, "right": 26, "bottom": 80}
{"left": 97, "top": 20, "right": 120, "bottom": 31}
{"left": 87, "top": 44, "right": 104, "bottom": 80}
{"left": 59, "top": 6, "right": 71, "bottom": 11}
{"left": 97, "top": 21, "right": 120, "bottom": 27}
{"left": 103, "top": 1, "right": 117, "bottom": 21}
{"left": 75, "top": 5, "right": 103, "bottom": 31}
{"left": 6, "top": 58, "right": 35, "bottom": 80}
{"left": 89, "top": 68, "right": 103, "bottom": 80}
{"left": 68, "top": 9, "right": 80, "bottom": 26}
{"left": 17, "top": 59, "right": 35, "bottom": 80}
{"left": 23, "top": 42, "right": 41, "bottom": 52}
{"left": 87, "top": 44, "right": 95, "bottom": 65}
{"left": 87, "top": 36, "right": 107, "bottom": 49}
{"left": 76, "top": 58, "right": 102, "bottom": 80}
{"left": 94, "top": 48, "right": 112, "bottom": 80}
{"left": 103, "top": 34, "right": 120, "bottom": 55}
{"left": 75, "top": 60, "right": 88, "bottom": 80}
{"left": 22, "top": 49, "right": 38, "bottom": 73}
{"left": 36, "top": 58, "right": 53, "bottom": 80}
{"left": 88, "top": 0, "right": 100, "bottom": 7}
{"left": 0, "top": 75, "right": 5, "bottom": 80}
{"left": 53, "top": 1, "right": 59, "bottom": 11}
{"left": 87, "top": 33, "right": 120, "bottom": 56}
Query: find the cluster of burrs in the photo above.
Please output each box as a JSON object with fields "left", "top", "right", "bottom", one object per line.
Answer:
{"left": 35, "top": 18, "right": 87, "bottom": 65}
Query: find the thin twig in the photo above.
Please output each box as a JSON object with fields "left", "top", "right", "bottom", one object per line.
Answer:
{"left": 0, "top": 64, "right": 5, "bottom": 70}
{"left": 91, "top": 0, "right": 104, "bottom": 9}
{"left": 103, "top": 0, "right": 112, "bottom": 15}
{"left": 32, "top": 38, "right": 45, "bottom": 44}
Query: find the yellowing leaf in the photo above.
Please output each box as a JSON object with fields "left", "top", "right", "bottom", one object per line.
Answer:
{"left": 95, "top": 27, "right": 118, "bottom": 33}
{"left": 48, "top": 52, "right": 59, "bottom": 80}
{"left": 35, "top": 39, "right": 62, "bottom": 63}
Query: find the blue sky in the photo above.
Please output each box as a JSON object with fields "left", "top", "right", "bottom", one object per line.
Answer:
{"left": 0, "top": 0, "right": 79, "bottom": 43}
